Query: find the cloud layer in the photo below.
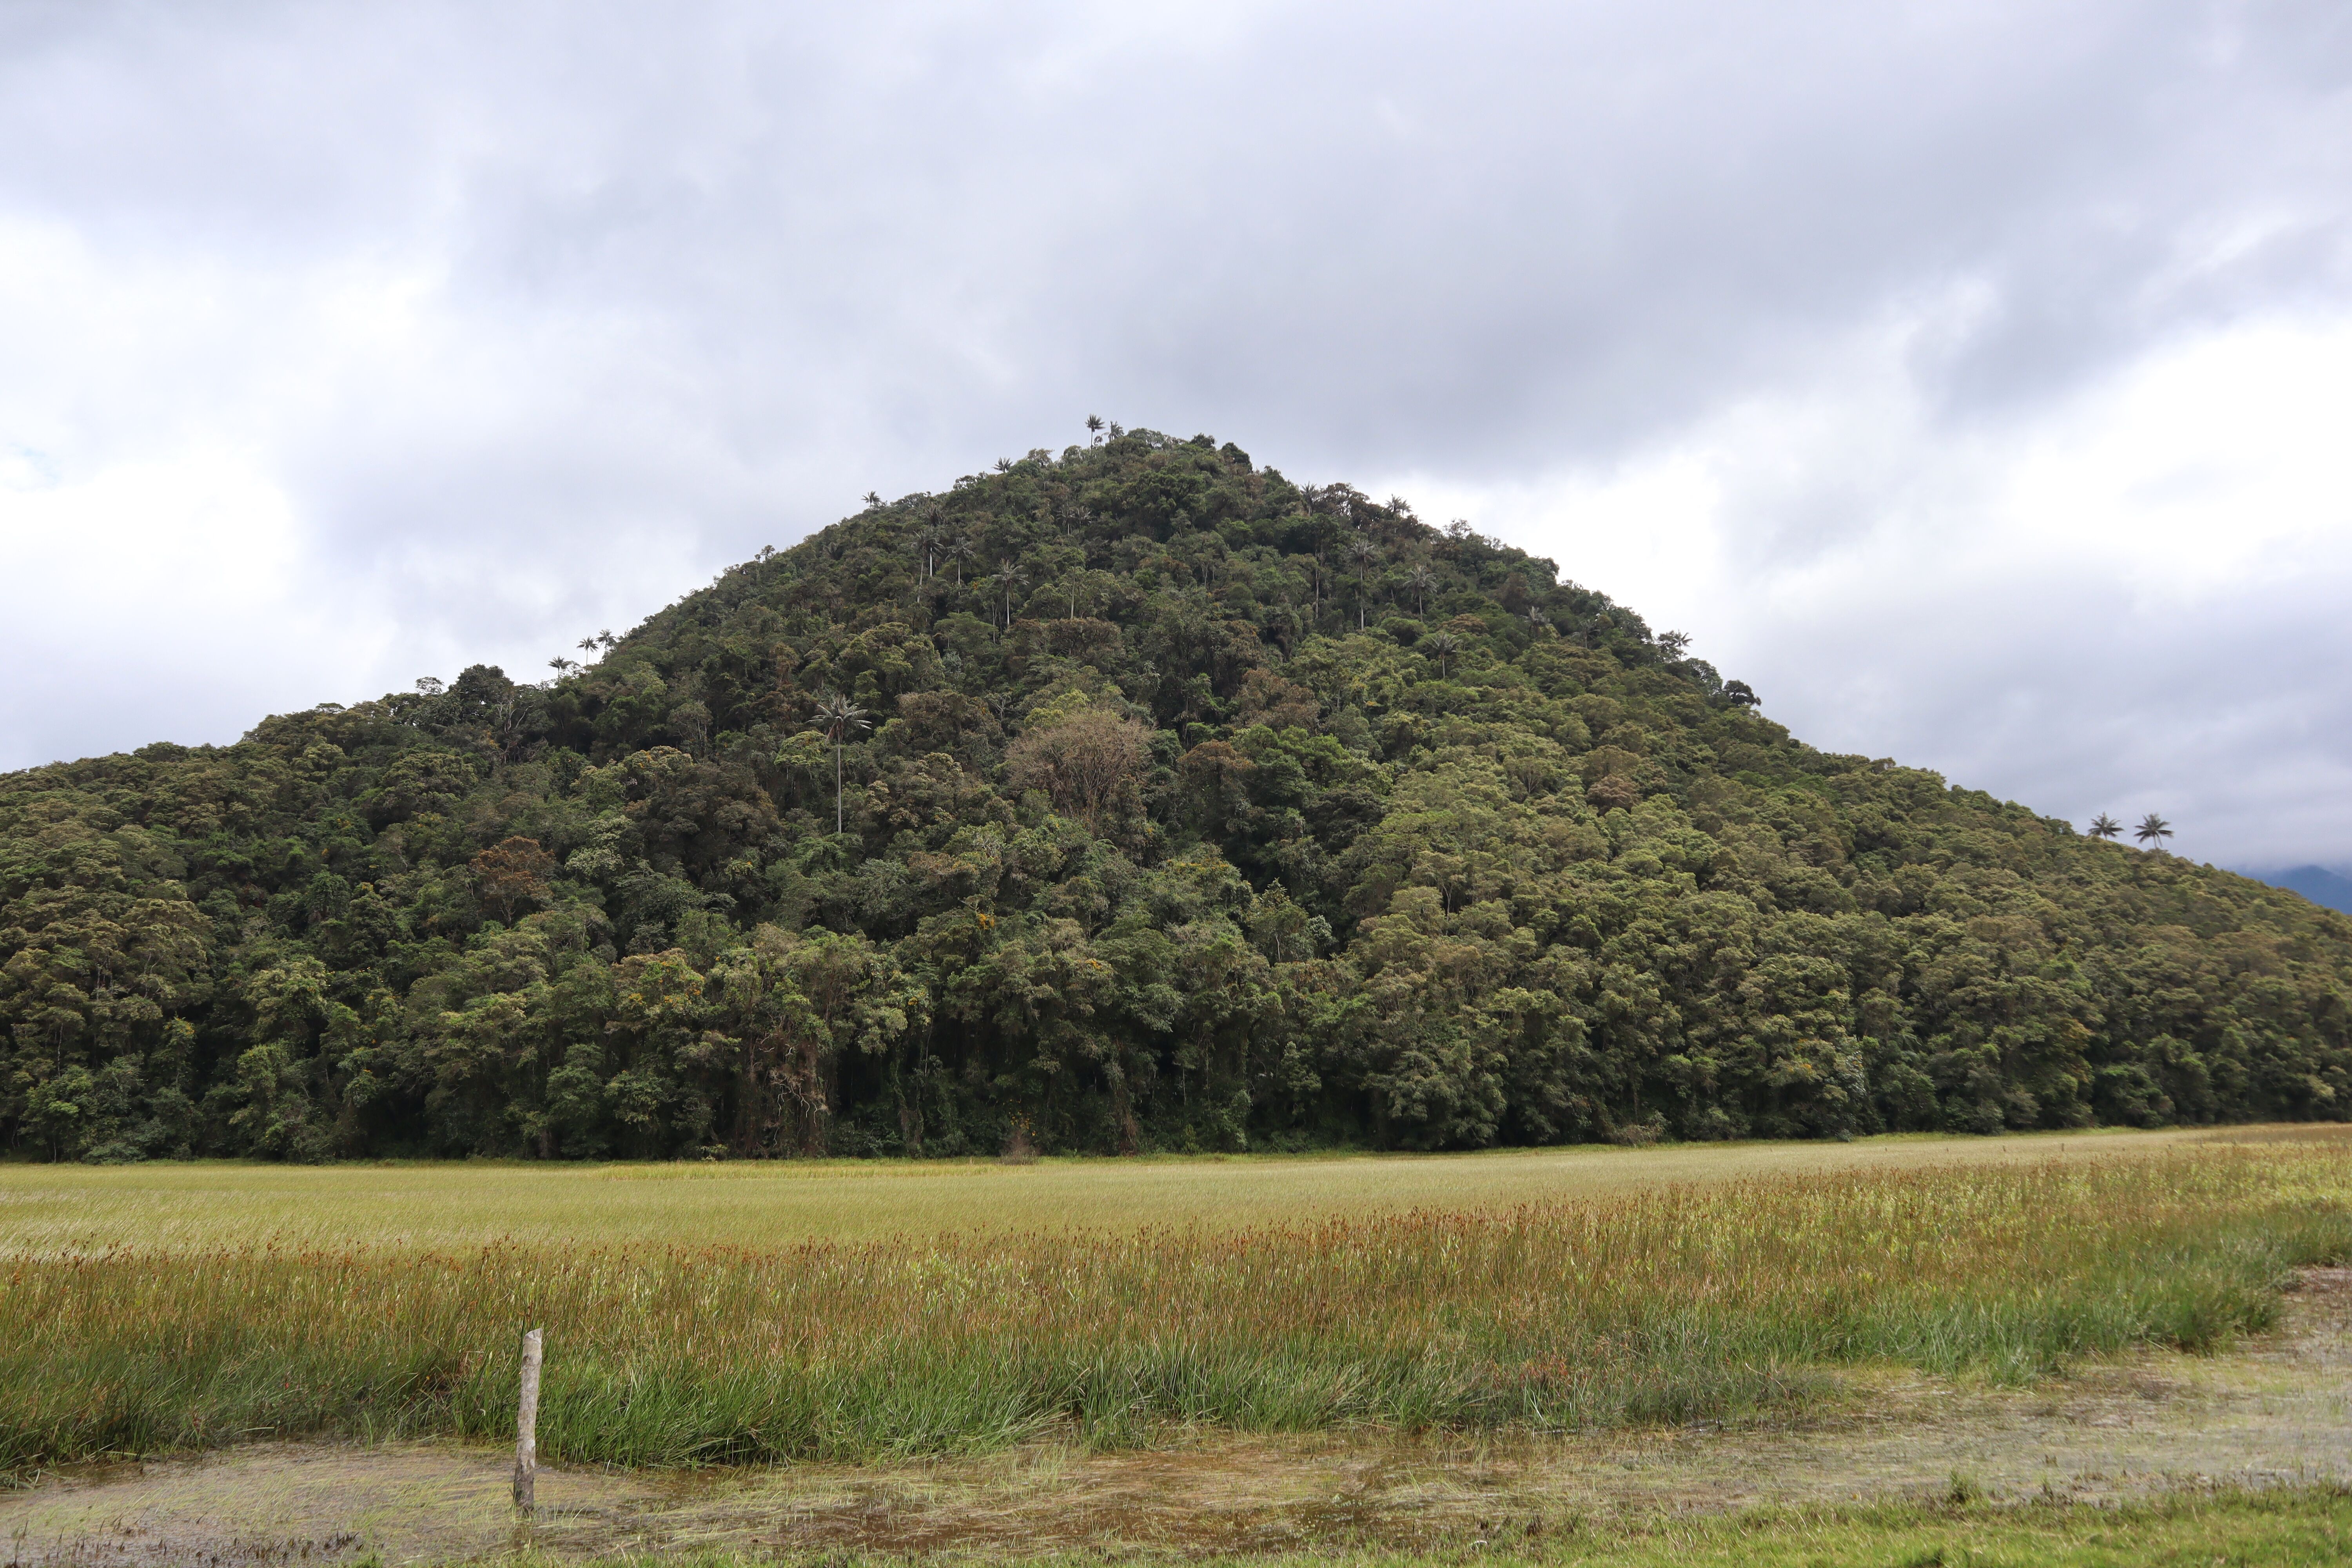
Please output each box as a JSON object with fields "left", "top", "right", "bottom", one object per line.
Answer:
{"left": 3, "top": 0, "right": 2348, "bottom": 866}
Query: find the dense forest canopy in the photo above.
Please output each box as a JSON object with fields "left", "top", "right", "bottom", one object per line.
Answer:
{"left": 7, "top": 428, "right": 2349, "bottom": 1161}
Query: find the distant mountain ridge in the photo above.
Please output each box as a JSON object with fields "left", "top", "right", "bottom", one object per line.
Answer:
{"left": 2249, "top": 866, "right": 2352, "bottom": 916}
{"left": 4, "top": 426, "right": 2348, "bottom": 1162}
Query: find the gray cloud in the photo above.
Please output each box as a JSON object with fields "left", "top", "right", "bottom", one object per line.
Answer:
{"left": 4, "top": 0, "right": 2350, "bottom": 864}
{"left": 1751, "top": 553, "right": 2352, "bottom": 871}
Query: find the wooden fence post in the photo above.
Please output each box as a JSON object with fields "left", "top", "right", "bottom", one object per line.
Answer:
{"left": 513, "top": 1327, "right": 543, "bottom": 1512}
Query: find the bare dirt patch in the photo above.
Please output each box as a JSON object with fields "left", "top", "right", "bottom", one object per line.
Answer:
{"left": 7, "top": 1268, "right": 2349, "bottom": 1565}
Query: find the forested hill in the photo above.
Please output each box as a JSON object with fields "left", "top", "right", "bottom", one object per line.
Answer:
{"left": 7, "top": 430, "right": 2351, "bottom": 1162}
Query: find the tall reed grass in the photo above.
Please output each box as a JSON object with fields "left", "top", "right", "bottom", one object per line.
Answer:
{"left": 3, "top": 1142, "right": 2346, "bottom": 1476}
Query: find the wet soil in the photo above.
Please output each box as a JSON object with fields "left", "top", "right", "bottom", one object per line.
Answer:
{"left": 8, "top": 1269, "right": 2350, "bottom": 1565}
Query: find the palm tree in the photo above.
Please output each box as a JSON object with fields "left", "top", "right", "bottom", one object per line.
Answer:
{"left": 548, "top": 656, "right": 576, "bottom": 681}
{"left": 1404, "top": 563, "right": 1435, "bottom": 617}
{"left": 1085, "top": 415, "right": 1104, "bottom": 444}
{"left": 577, "top": 636, "right": 600, "bottom": 661}
{"left": 1424, "top": 632, "right": 1460, "bottom": 678}
{"left": 2134, "top": 813, "right": 2174, "bottom": 851}
{"left": 2088, "top": 813, "right": 2123, "bottom": 840}
{"left": 947, "top": 535, "right": 975, "bottom": 587}
{"left": 812, "top": 691, "right": 871, "bottom": 836}
{"left": 915, "top": 506, "right": 947, "bottom": 583}
{"left": 1345, "top": 536, "right": 1380, "bottom": 630}
{"left": 996, "top": 563, "right": 1030, "bottom": 628}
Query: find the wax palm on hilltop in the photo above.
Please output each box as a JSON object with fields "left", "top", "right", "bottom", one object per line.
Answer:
{"left": 995, "top": 564, "right": 1031, "bottom": 628}
{"left": 812, "top": 690, "right": 872, "bottom": 835}
{"left": 2136, "top": 813, "right": 2174, "bottom": 851}
{"left": 1404, "top": 563, "right": 1435, "bottom": 617}
{"left": 1346, "top": 535, "right": 1380, "bottom": 629}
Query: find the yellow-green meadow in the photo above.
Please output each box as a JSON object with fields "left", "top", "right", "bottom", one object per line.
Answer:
{"left": 0, "top": 1123, "right": 2239, "bottom": 1256}
{"left": 4, "top": 1126, "right": 2345, "bottom": 1478}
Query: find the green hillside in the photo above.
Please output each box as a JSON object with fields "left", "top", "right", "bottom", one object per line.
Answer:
{"left": 5, "top": 428, "right": 2347, "bottom": 1161}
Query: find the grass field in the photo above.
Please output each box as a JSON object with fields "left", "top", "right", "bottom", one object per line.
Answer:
{"left": 2, "top": 1127, "right": 2347, "bottom": 1483}
{"left": 0, "top": 1125, "right": 2234, "bottom": 1255}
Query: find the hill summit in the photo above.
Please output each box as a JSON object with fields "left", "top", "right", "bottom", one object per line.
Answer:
{"left": 5, "top": 428, "right": 2348, "bottom": 1160}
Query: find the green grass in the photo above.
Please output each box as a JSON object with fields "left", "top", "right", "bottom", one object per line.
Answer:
{"left": 0, "top": 1124, "right": 2233, "bottom": 1254}
{"left": 4, "top": 1130, "right": 2348, "bottom": 1478}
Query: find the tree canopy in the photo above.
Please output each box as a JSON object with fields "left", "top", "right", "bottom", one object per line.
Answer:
{"left": 5, "top": 428, "right": 2349, "bottom": 1161}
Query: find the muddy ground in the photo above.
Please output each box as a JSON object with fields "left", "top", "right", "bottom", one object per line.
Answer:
{"left": 7, "top": 1268, "right": 2349, "bottom": 1566}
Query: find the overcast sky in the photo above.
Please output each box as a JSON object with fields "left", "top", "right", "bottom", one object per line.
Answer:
{"left": 4, "top": 0, "right": 2349, "bottom": 870}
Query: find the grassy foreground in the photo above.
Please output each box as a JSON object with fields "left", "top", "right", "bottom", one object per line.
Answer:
{"left": 4, "top": 1131, "right": 2349, "bottom": 1477}
{"left": 459, "top": 1489, "right": 2352, "bottom": 1568}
